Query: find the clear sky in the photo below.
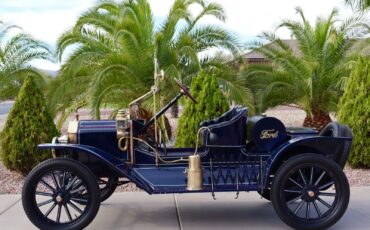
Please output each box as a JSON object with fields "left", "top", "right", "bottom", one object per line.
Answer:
{"left": 0, "top": 0, "right": 355, "bottom": 70}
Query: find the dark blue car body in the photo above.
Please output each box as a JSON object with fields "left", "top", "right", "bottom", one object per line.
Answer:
{"left": 38, "top": 106, "right": 352, "bottom": 195}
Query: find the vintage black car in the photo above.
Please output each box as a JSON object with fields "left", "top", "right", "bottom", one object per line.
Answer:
{"left": 22, "top": 80, "right": 352, "bottom": 230}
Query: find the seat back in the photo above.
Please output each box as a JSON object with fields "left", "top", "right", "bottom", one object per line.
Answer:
{"left": 200, "top": 106, "right": 248, "bottom": 147}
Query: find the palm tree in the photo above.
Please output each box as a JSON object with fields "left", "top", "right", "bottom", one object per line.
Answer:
{"left": 243, "top": 7, "right": 368, "bottom": 130}
{"left": 50, "top": 0, "right": 253, "bottom": 123}
{"left": 0, "top": 21, "right": 52, "bottom": 101}
{"left": 345, "top": 0, "right": 370, "bottom": 11}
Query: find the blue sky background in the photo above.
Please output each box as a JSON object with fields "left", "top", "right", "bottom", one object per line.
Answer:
{"left": 0, "top": 0, "right": 356, "bottom": 70}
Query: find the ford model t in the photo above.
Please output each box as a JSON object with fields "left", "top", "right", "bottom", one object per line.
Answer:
{"left": 22, "top": 78, "right": 352, "bottom": 230}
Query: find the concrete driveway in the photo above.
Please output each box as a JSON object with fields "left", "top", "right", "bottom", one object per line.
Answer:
{"left": 1, "top": 187, "right": 370, "bottom": 230}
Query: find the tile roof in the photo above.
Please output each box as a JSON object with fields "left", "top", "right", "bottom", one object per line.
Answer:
{"left": 245, "top": 39, "right": 301, "bottom": 60}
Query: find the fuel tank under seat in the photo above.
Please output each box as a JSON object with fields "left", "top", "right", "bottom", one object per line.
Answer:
{"left": 199, "top": 106, "right": 248, "bottom": 147}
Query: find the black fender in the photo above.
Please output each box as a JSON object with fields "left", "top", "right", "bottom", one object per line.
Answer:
{"left": 265, "top": 136, "right": 352, "bottom": 184}
{"left": 38, "top": 143, "right": 128, "bottom": 177}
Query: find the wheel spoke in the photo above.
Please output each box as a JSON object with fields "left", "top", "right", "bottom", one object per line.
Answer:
{"left": 70, "top": 197, "right": 88, "bottom": 204}
{"left": 313, "top": 201, "right": 322, "bottom": 217}
{"left": 309, "top": 167, "right": 314, "bottom": 185}
{"left": 284, "top": 189, "right": 302, "bottom": 194}
{"left": 56, "top": 205, "right": 62, "bottom": 223}
{"left": 40, "top": 179, "right": 55, "bottom": 192}
{"left": 306, "top": 202, "right": 310, "bottom": 219}
{"left": 64, "top": 204, "right": 72, "bottom": 221}
{"left": 317, "top": 197, "right": 332, "bottom": 209}
{"left": 44, "top": 203, "right": 57, "bottom": 217}
{"left": 68, "top": 201, "right": 83, "bottom": 214}
{"left": 294, "top": 200, "right": 305, "bottom": 214}
{"left": 287, "top": 196, "right": 301, "bottom": 204}
{"left": 289, "top": 177, "right": 303, "bottom": 188}
{"left": 70, "top": 186, "right": 86, "bottom": 195}
{"left": 35, "top": 191, "right": 53, "bottom": 197}
{"left": 66, "top": 176, "right": 78, "bottom": 190}
{"left": 37, "top": 198, "right": 54, "bottom": 207}
{"left": 319, "top": 192, "right": 336, "bottom": 197}
{"left": 299, "top": 169, "right": 307, "bottom": 185}
{"left": 70, "top": 180, "right": 83, "bottom": 191}
{"left": 60, "top": 171, "right": 67, "bottom": 188}
{"left": 314, "top": 171, "right": 326, "bottom": 186}
{"left": 51, "top": 172, "right": 60, "bottom": 189}
{"left": 319, "top": 181, "right": 335, "bottom": 190}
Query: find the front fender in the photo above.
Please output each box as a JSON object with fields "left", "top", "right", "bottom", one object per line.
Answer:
{"left": 265, "top": 136, "right": 352, "bottom": 182}
{"left": 38, "top": 143, "right": 127, "bottom": 177}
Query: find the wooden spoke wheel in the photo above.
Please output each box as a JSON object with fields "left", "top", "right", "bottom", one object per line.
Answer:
{"left": 271, "top": 154, "right": 350, "bottom": 230}
{"left": 22, "top": 158, "right": 100, "bottom": 230}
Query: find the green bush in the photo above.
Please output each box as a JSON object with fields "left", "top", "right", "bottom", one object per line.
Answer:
{"left": 338, "top": 57, "right": 370, "bottom": 168}
{"left": 0, "top": 76, "right": 58, "bottom": 174}
{"left": 175, "top": 72, "right": 229, "bottom": 147}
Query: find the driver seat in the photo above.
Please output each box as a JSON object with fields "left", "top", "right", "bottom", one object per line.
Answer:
{"left": 199, "top": 106, "right": 248, "bottom": 147}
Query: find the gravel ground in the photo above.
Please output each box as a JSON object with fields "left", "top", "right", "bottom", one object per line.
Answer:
{"left": 0, "top": 105, "right": 369, "bottom": 194}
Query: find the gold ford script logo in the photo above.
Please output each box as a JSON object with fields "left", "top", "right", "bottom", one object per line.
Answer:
{"left": 260, "top": 129, "right": 279, "bottom": 139}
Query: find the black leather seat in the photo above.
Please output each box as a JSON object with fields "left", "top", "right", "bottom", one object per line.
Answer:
{"left": 200, "top": 106, "right": 248, "bottom": 147}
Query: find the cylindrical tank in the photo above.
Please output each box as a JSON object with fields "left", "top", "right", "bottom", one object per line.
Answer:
{"left": 247, "top": 116, "right": 287, "bottom": 151}
{"left": 187, "top": 155, "right": 203, "bottom": 191}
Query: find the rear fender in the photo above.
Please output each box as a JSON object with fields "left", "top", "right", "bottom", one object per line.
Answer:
{"left": 265, "top": 136, "right": 352, "bottom": 184}
{"left": 38, "top": 143, "right": 127, "bottom": 177}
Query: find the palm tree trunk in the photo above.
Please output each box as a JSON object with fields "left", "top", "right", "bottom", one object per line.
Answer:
{"left": 137, "top": 107, "right": 172, "bottom": 142}
{"left": 170, "top": 102, "right": 179, "bottom": 118}
{"left": 303, "top": 108, "right": 331, "bottom": 131}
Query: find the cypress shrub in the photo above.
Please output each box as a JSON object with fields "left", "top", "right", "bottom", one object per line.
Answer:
{"left": 175, "top": 72, "right": 229, "bottom": 147}
{"left": 0, "top": 76, "right": 58, "bottom": 174}
{"left": 337, "top": 57, "right": 370, "bottom": 168}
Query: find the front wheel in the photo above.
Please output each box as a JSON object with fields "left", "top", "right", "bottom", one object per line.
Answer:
{"left": 271, "top": 154, "right": 350, "bottom": 230}
{"left": 22, "top": 158, "right": 101, "bottom": 230}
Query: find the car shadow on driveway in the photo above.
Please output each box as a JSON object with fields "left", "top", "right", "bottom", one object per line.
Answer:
{"left": 176, "top": 193, "right": 285, "bottom": 230}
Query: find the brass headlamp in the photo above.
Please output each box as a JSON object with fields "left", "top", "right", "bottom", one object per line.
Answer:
{"left": 116, "top": 109, "right": 130, "bottom": 151}
{"left": 116, "top": 110, "right": 129, "bottom": 138}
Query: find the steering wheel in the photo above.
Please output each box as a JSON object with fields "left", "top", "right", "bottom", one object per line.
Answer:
{"left": 174, "top": 79, "right": 197, "bottom": 103}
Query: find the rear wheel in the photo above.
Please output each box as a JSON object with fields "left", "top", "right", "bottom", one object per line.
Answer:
{"left": 271, "top": 154, "right": 350, "bottom": 230}
{"left": 98, "top": 176, "right": 118, "bottom": 202}
{"left": 22, "top": 158, "right": 101, "bottom": 230}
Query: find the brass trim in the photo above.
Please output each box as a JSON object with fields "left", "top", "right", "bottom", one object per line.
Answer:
{"left": 51, "top": 137, "right": 57, "bottom": 158}
{"left": 67, "top": 121, "right": 79, "bottom": 133}
{"left": 187, "top": 155, "right": 203, "bottom": 190}
{"left": 118, "top": 137, "right": 129, "bottom": 151}
{"left": 260, "top": 129, "right": 279, "bottom": 139}
{"left": 128, "top": 90, "right": 154, "bottom": 119}
{"left": 129, "top": 120, "right": 135, "bottom": 164}
{"left": 67, "top": 121, "right": 79, "bottom": 144}
{"left": 57, "top": 135, "right": 69, "bottom": 144}
{"left": 116, "top": 109, "right": 129, "bottom": 139}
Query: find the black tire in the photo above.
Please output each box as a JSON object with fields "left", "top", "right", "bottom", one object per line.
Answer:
{"left": 271, "top": 154, "right": 350, "bottom": 230}
{"left": 337, "top": 125, "right": 352, "bottom": 168}
{"left": 319, "top": 122, "right": 352, "bottom": 168}
{"left": 258, "top": 189, "right": 271, "bottom": 201}
{"left": 22, "top": 158, "right": 101, "bottom": 230}
{"left": 98, "top": 176, "right": 118, "bottom": 202}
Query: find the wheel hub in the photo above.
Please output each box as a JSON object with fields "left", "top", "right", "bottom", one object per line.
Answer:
{"left": 56, "top": 195, "right": 63, "bottom": 203}
{"left": 307, "top": 190, "right": 315, "bottom": 198}
{"left": 301, "top": 186, "right": 319, "bottom": 202}
{"left": 53, "top": 189, "right": 70, "bottom": 205}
